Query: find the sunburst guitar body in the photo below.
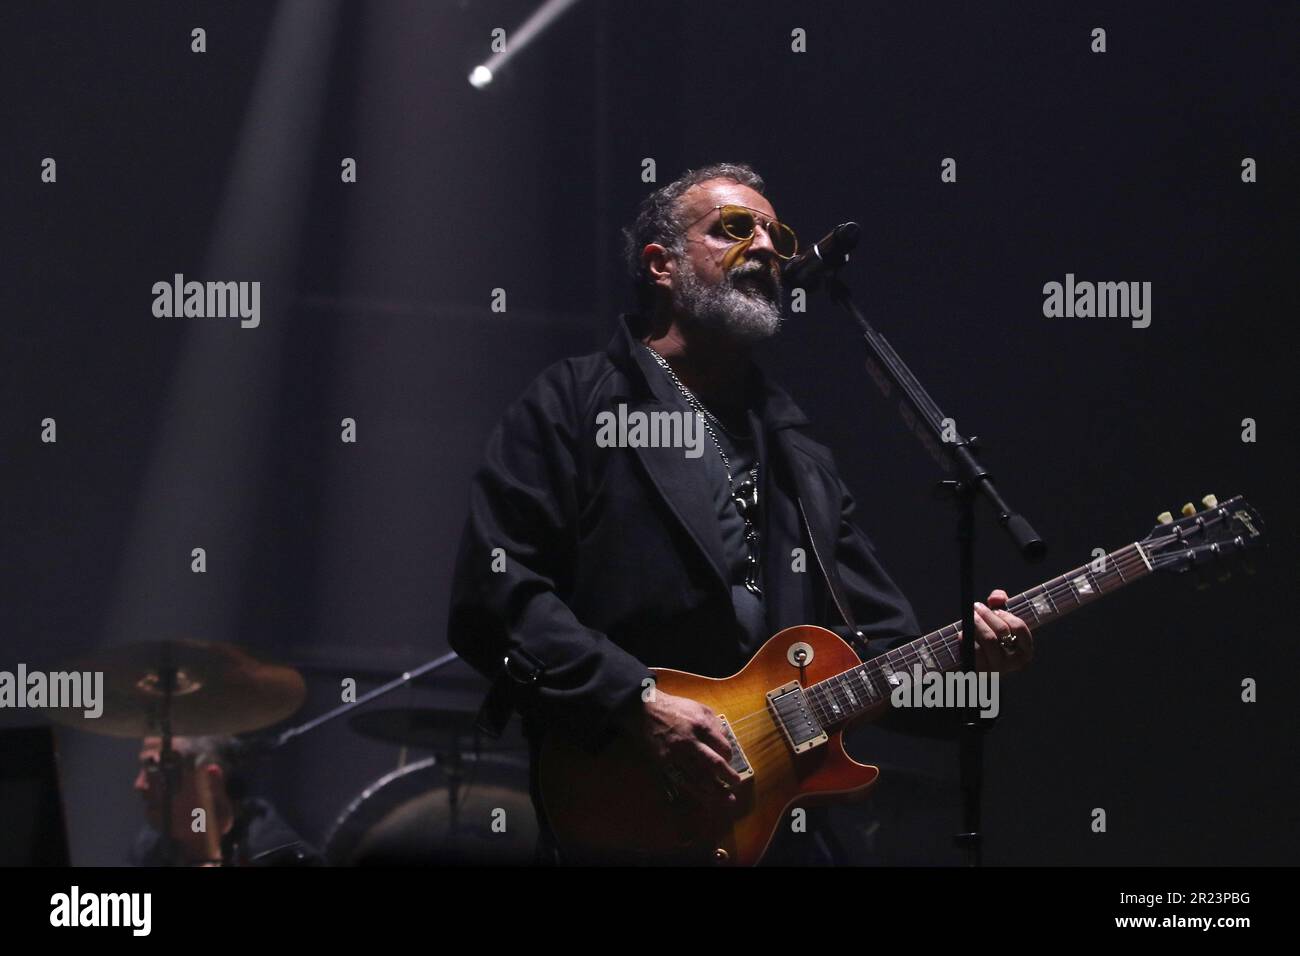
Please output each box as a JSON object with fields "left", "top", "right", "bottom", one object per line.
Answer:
{"left": 540, "top": 625, "right": 880, "bottom": 866}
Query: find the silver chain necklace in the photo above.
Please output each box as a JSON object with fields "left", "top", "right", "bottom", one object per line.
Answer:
{"left": 642, "top": 345, "right": 763, "bottom": 596}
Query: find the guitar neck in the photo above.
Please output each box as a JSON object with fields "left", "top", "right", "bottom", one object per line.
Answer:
{"left": 805, "top": 541, "right": 1156, "bottom": 726}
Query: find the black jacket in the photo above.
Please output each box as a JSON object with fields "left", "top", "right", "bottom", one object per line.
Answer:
{"left": 448, "top": 314, "right": 927, "bottom": 750}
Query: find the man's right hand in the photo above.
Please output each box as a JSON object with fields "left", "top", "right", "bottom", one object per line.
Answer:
{"left": 617, "top": 691, "right": 742, "bottom": 810}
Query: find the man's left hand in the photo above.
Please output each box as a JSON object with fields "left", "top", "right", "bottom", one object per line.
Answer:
{"left": 972, "top": 589, "right": 1033, "bottom": 673}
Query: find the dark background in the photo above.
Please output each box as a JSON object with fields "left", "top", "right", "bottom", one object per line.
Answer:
{"left": 2, "top": 0, "right": 1296, "bottom": 865}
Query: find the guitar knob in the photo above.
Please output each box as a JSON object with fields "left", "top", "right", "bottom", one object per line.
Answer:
{"left": 1181, "top": 503, "right": 1197, "bottom": 517}
{"left": 1201, "top": 494, "right": 1219, "bottom": 509}
{"left": 1156, "top": 511, "right": 1174, "bottom": 525}
{"left": 714, "top": 848, "right": 729, "bottom": 863}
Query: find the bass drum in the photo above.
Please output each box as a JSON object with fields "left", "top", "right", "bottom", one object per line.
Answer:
{"left": 323, "top": 753, "right": 538, "bottom": 866}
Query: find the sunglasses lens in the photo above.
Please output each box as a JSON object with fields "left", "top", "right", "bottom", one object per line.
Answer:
{"left": 719, "top": 206, "right": 756, "bottom": 241}
{"left": 768, "top": 222, "right": 797, "bottom": 259}
{"left": 717, "top": 206, "right": 797, "bottom": 259}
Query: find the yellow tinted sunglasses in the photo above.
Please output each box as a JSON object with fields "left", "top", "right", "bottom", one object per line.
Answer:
{"left": 686, "top": 204, "right": 798, "bottom": 260}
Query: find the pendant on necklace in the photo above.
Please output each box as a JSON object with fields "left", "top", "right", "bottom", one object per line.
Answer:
{"left": 732, "top": 477, "right": 758, "bottom": 515}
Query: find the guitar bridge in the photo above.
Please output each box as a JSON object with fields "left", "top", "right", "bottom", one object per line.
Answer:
{"left": 717, "top": 716, "right": 754, "bottom": 781}
{"left": 766, "top": 682, "right": 828, "bottom": 754}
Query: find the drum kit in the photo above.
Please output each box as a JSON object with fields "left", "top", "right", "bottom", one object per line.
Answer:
{"left": 44, "top": 640, "right": 536, "bottom": 865}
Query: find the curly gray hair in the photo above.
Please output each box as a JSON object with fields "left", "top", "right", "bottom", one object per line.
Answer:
{"left": 621, "top": 162, "right": 766, "bottom": 313}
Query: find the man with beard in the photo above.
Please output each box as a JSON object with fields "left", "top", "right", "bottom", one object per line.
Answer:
{"left": 448, "top": 163, "right": 1033, "bottom": 864}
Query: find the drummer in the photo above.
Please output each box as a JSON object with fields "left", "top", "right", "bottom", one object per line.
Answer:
{"left": 131, "top": 734, "right": 322, "bottom": 866}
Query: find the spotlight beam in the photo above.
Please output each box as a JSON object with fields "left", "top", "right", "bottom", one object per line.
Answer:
{"left": 468, "top": 0, "right": 584, "bottom": 88}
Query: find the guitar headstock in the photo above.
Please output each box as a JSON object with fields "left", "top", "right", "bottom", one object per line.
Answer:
{"left": 1140, "top": 494, "right": 1265, "bottom": 578}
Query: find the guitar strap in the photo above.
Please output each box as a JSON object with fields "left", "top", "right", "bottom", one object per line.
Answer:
{"left": 796, "top": 496, "right": 874, "bottom": 660}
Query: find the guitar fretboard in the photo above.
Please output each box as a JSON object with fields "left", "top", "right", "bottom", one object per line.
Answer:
{"left": 803, "top": 542, "right": 1154, "bottom": 727}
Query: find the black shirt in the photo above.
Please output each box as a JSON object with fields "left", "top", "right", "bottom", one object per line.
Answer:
{"left": 131, "top": 797, "right": 323, "bottom": 867}
{"left": 642, "top": 361, "right": 769, "bottom": 656}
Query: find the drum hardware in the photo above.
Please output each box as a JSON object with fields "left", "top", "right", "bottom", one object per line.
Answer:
{"left": 45, "top": 638, "right": 307, "bottom": 864}
{"left": 321, "top": 753, "right": 537, "bottom": 866}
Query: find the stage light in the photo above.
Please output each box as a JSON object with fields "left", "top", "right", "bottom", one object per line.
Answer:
{"left": 466, "top": 0, "right": 582, "bottom": 91}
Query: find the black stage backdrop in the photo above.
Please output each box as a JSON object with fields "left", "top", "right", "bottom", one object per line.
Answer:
{"left": 2, "top": 0, "right": 1296, "bottom": 865}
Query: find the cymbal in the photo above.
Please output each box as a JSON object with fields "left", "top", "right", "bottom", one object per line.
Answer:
{"left": 43, "top": 638, "right": 305, "bottom": 738}
{"left": 348, "top": 708, "right": 486, "bottom": 750}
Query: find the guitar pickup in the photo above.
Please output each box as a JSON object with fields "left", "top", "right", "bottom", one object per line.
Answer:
{"left": 717, "top": 715, "right": 754, "bottom": 781}
{"left": 766, "top": 682, "right": 829, "bottom": 754}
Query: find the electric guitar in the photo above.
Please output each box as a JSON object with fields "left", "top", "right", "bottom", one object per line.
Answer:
{"left": 539, "top": 494, "right": 1265, "bottom": 865}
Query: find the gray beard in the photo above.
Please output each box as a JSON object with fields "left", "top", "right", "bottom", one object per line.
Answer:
{"left": 670, "top": 256, "right": 784, "bottom": 344}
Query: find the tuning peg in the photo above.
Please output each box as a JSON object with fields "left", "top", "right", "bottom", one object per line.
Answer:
{"left": 1181, "top": 502, "right": 1197, "bottom": 517}
{"left": 1157, "top": 511, "right": 1174, "bottom": 525}
{"left": 1201, "top": 494, "right": 1218, "bottom": 509}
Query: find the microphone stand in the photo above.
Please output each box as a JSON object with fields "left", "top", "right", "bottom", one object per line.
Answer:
{"left": 270, "top": 651, "right": 462, "bottom": 749}
{"left": 815, "top": 268, "right": 1045, "bottom": 867}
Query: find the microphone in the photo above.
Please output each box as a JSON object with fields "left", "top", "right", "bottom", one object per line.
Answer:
{"left": 782, "top": 221, "right": 861, "bottom": 291}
